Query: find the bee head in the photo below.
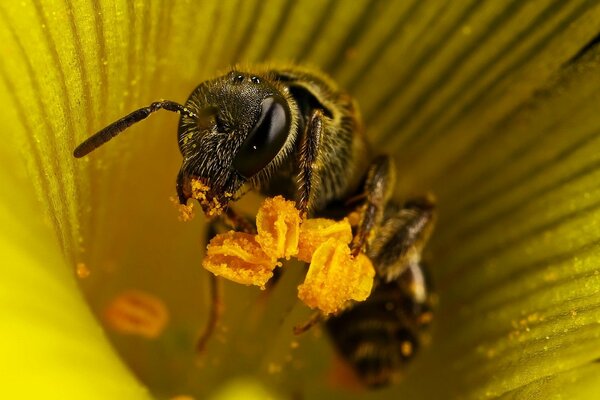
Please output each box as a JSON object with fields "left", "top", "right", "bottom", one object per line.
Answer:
{"left": 175, "top": 70, "right": 297, "bottom": 217}
{"left": 73, "top": 70, "right": 297, "bottom": 219}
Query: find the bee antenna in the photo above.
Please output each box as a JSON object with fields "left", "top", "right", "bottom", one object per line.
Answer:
{"left": 73, "top": 100, "right": 197, "bottom": 158}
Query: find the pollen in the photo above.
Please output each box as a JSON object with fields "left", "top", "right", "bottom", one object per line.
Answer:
{"left": 297, "top": 238, "right": 375, "bottom": 315}
{"left": 76, "top": 262, "right": 91, "bottom": 279}
{"left": 202, "top": 196, "right": 376, "bottom": 313}
{"left": 103, "top": 289, "right": 169, "bottom": 339}
{"left": 203, "top": 231, "right": 280, "bottom": 287}
{"left": 190, "top": 178, "right": 224, "bottom": 217}
{"left": 172, "top": 196, "right": 195, "bottom": 221}
{"left": 256, "top": 196, "right": 301, "bottom": 260}
{"left": 297, "top": 218, "right": 353, "bottom": 263}
{"left": 418, "top": 311, "right": 434, "bottom": 326}
{"left": 400, "top": 340, "right": 414, "bottom": 357}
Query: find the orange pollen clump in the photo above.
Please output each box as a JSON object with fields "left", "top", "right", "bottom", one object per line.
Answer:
{"left": 170, "top": 196, "right": 196, "bottom": 221}
{"left": 179, "top": 203, "right": 195, "bottom": 221}
{"left": 190, "top": 178, "right": 224, "bottom": 217}
{"left": 202, "top": 196, "right": 376, "bottom": 313}
{"left": 256, "top": 196, "right": 301, "bottom": 260}
{"left": 203, "top": 231, "right": 280, "bottom": 287}
{"left": 297, "top": 218, "right": 353, "bottom": 263}
{"left": 297, "top": 238, "right": 375, "bottom": 315}
{"left": 75, "top": 262, "right": 90, "bottom": 279}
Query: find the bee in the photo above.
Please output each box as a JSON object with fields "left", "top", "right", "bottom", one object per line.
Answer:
{"left": 74, "top": 64, "right": 436, "bottom": 388}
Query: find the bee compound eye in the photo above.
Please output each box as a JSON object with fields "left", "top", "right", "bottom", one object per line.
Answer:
{"left": 232, "top": 95, "right": 291, "bottom": 178}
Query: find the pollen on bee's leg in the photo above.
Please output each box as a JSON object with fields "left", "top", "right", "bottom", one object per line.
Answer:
{"left": 298, "top": 238, "right": 375, "bottom": 315}
{"left": 190, "top": 178, "right": 211, "bottom": 200}
{"left": 203, "top": 231, "right": 280, "bottom": 287}
{"left": 255, "top": 196, "right": 301, "bottom": 259}
{"left": 189, "top": 178, "right": 224, "bottom": 217}
{"left": 103, "top": 289, "right": 169, "bottom": 339}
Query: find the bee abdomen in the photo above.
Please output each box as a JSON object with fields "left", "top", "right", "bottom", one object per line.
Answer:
{"left": 325, "top": 281, "right": 425, "bottom": 387}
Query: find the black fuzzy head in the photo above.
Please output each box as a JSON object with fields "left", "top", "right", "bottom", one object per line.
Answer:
{"left": 175, "top": 70, "right": 297, "bottom": 216}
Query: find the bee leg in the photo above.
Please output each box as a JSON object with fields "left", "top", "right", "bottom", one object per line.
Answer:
{"left": 196, "top": 208, "right": 262, "bottom": 354}
{"left": 325, "top": 279, "right": 426, "bottom": 387}
{"left": 196, "top": 222, "right": 224, "bottom": 355}
{"left": 297, "top": 109, "right": 323, "bottom": 216}
{"left": 176, "top": 170, "right": 256, "bottom": 234}
{"left": 399, "top": 260, "right": 434, "bottom": 327}
{"left": 293, "top": 311, "right": 324, "bottom": 335}
{"left": 350, "top": 155, "right": 396, "bottom": 257}
{"left": 196, "top": 274, "right": 222, "bottom": 355}
{"left": 369, "top": 197, "right": 436, "bottom": 282}
{"left": 325, "top": 200, "right": 435, "bottom": 386}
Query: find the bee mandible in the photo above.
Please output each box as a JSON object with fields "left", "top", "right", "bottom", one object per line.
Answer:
{"left": 74, "top": 65, "right": 436, "bottom": 387}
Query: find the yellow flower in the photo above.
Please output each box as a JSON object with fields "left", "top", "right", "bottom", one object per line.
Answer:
{"left": 2, "top": 1, "right": 600, "bottom": 399}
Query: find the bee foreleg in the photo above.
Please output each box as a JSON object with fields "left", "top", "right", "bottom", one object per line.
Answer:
{"left": 223, "top": 207, "right": 257, "bottom": 234}
{"left": 297, "top": 109, "right": 323, "bottom": 216}
{"left": 350, "top": 155, "right": 396, "bottom": 256}
{"left": 399, "top": 260, "right": 434, "bottom": 324}
{"left": 293, "top": 311, "right": 324, "bottom": 335}
{"left": 368, "top": 197, "right": 436, "bottom": 282}
{"left": 197, "top": 222, "right": 225, "bottom": 355}
{"left": 196, "top": 274, "right": 222, "bottom": 355}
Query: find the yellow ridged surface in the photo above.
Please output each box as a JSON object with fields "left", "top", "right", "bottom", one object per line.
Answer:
{"left": 2, "top": 1, "right": 600, "bottom": 399}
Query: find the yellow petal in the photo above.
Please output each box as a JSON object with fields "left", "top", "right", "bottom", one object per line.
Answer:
{"left": 3, "top": 0, "right": 600, "bottom": 398}
{"left": 0, "top": 167, "right": 150, "bottom": 399}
